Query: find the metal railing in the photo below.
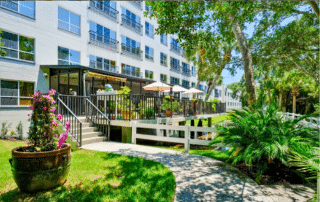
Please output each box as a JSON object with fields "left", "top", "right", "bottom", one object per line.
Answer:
{"left": 170, "top": 43, "right": 181, "bottom": 54}
{"left": 121, "top": 67, "right": 142, "bottom": 78}
{"left": 121, "top": 14, "right": 143, "bottom": 35}
{"left": 129, "top": 1, "right": 142, "bottom": 9}
{"left": 170, "top": 63, "right": 181, "bottom": 73}
{"left": 58, "top": 95, "right": 87, "bottom": 116}
{"left": 89, "top": 1, "right": 118, "bottom": 22}
{"left": 85, "top": 98, "right": 111, "bottom": 140}
{"left": 182, "top": 68, "right": 191, "bottom": 76}
{"left": 89, "top": 60, "right": 119, "bottom": 73}
{"left": 89, "top": 31, "right": 119, "bottom": 52}
{"left": 57, "top": 97, "right": 83, "bottom": 147}
{"left": 121, "top": 43, "right": 143, "bottom": 60}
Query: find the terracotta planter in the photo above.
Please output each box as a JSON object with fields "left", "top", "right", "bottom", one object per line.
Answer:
{"left": 165, "top": 110, "right": 173, "bottom": 117}
{"left": 122, "top": 111, "right": 132, "bottom": 120}
{"left": 9, "top": 143, "right": 71, "bottom": 193}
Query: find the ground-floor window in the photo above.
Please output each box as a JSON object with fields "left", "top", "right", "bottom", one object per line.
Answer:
{"left": 160, "top": 74, "right": 167, "bottom": 83}
{"left": 0, "top": 79, "right": 34, "bottom": 106}
{"left": 145, "top": 70, "right": 153, "bottom": 79}
{"left": 170, "top": 77, "right": 180, "bottom": 85}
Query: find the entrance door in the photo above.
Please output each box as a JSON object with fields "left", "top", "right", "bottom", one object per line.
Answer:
{"left": 85, "top": 80, "right": 92, "bottom": 96}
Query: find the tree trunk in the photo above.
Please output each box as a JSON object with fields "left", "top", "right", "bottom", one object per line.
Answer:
{"left": 231, "top": 22, "right": 256, "bottom": 110}
{"left": 309, "top": 1, "right": 320, "bottom": 16}
{"left": 279, "top": 92, "right": 282, "bottom": 111}
{"left": 205, "top": 73, "right": 220, "bottom": 101}
{"left": 293, "top": 94, "right": 296, "bottom": 114}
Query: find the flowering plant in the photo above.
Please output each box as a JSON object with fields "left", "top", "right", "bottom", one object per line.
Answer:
{"left": 28, "top": 89, "right": 66, "bottom": 151}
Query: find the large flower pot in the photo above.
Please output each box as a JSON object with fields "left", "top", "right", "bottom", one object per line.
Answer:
{"left": 9, "top": 143, "right": 71, "bottom": 193}
{"left": 165, "top": 110, "right": 173, "bottom": 117}
{"left": 122, "top": 111, "right": 132, "bottom": 120}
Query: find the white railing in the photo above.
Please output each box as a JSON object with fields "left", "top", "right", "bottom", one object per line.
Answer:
{"left": 280, "top": 112, "right": 320, "bottom": 129}
{"left": 132, "top": 118, "right": 229, "bottom": 152}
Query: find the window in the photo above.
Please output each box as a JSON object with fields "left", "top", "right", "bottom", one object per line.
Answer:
{"left": 225, "top": 87, "right": 227, "bottom": 96}
{"left": 219, "top": 90, "right": 221, "bottom": 97}
{"left": 145, "top": 22, "right": 154, "bottom": 38}
{"left": 170, "top": 77, "right": 180, "bottom": 85}
{"left": 160, "top": 52, "right": 167, "bottom": 66}
{"left": 170, "top": 37, "right": 180, "bottom": 53}
{"left": 204, "top": 86, "right": 207, "bottom": 93}
{"left": 145, "top": 70, "right": 153, "bottom": 79}
{"left": 0, "top": 80, "right": 34, "bottom": 106}
{"left": 145, "top": 46, "right": 154, "bottom": 61}
{"left": 182, "top": 63, "right": 190, "bottom": 73}
{"left": 0, "top": 1, "right": 35, "bottom": 18}
{"left": 121, "top": 64, "right": 140, "bottom": 77}
{"left": 121, "top": 7, "right": 141, "bottom": 33}
{"left": 170, "top": 57, "right": 180, "bottom": 67}
{"left": 214, "top": 89, "right": 219, "bottom": 97}
{"left": 121, "top": 35, "right": 140, "bottom": 54}
{"left": 89, "top": 55, "right": 116, "bottom": 72}
{"left": 191, "top": 82, "right": 195, "bottom": 88}
{"left": 1, "top": 31, "right": 35, "bottom": 62}
{"left": 199, "top": 84, "right": 203, "bottom": 91}
{"left": 160, "top": 74, "right": 167, "bottom": 83}
{"left": 58, "top": 7, "right": 80, "bottom": 35}
{"left": 192, "top": 66, "right": 196, "bottom": 76}
{"left": 145, "top": 4, "right": 151, "bottom": 11}
{"left": 89, "top": 21, "right": 116, "bottom": 47}
{"left": 58, "top": 46, "right": 80, "bottom": 65}
{"left": 160, "top": 33, "right": 167, "bottom": 45}
{"left": 182, "top": 80, "right": 190, "bottom": 89}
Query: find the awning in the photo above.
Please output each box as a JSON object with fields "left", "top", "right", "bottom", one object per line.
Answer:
{"left": 87, "top": 72, "right": 127, "bottom": 82}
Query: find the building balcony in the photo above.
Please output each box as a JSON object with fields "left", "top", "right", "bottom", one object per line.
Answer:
{"left": 88, "top": 1, "right": 118, "bottom": 23}
{"left": 121, "top": 14, "right": 143, "bottom": 35}
{"left": 129, "top": 1, "right": 142, "bottom": 10}
{"left": 89, "top": 60, "right": 119, "bottom": 73}
{"left": 121, "top": 43, "right": 143, "bottom": 61}
{"left": 170, "top": 63, "right": 181, "bottom": 73}
{"left": 122, "top": 68, "right": 143, "bottom": 78}
{"left": 89, "top": 31, "right": 119, "bottom": 52}
{"left": 182, "top": 68, "right": 191, "bottom": 77}
{"left": 170, "top": 43, "right": 181, "bottom": 55}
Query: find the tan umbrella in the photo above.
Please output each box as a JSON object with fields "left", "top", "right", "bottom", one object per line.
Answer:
{"left": 163, "top": 85, "right": 188, "bottom": 92}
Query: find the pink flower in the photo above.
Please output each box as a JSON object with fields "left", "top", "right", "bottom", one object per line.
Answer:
{"left": 49, "top": 107, "right": 56, "bottom": 113}
{"left": 29, "top": 105, "right": 34, "bottom": 110}
{"left": 43, "top": 106, "right": 47, "bottom": 110}
{"left": 51, "top": 100, "right": 56, "bottom": 105}
{"left": 48, "top": 89, "right": 56, "bottom": 95}
{"left": 44, "top": 132, "right": 46, "bottom": 135}
{"left": 28, "top": 114, "right": 30, "bottom": 116}
{"left": 57, "top": 114, "right": 62, "bottom": 121}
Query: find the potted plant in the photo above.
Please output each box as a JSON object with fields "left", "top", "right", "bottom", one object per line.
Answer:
{"left": 144, "top": 107, "right": 154, "bottom": 119}
{"left": 161, "top": 96, "right": 180, "bottom": 117}
{"left": 117, "top": 86, "right": 134, "bottom": 120}
{"left": 9, "top": 89, "right": 71, "bottom": 193}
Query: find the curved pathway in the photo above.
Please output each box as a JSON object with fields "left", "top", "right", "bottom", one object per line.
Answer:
{"left": 82, "top": 142, "right": 273, "bottom": 202}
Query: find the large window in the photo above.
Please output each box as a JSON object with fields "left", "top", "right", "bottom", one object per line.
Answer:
{"left": 170, "top": 77, "right": 180, "bottom": 85}
{"left": 58, "top": 7, "right": 80, "bottom": 35}
{"left": 1, "top": 31, "right": 35, "bottom": 62}
{"left": 182, "top": 63, "right": 190, "bottom": 72}
{"left": 214, "top": 89, "right": 219, "bottom": 97}
{"left": 182, "top": 80, "right": 190, "bottom": 89}
{"left": 89, "top": 55, "right": 116, "bottom": 72}
{"left": 145, "top": 22, "right": 154, "bottom": 38}
{"left": 160, "top": 52, "right": 167, "bottom": 66}
{"left": 199, "top": 84, "right": 203, "bottom": 91}
{"left": 121, "top": 64, "right": 140, "bottom": 77}
{"left": 121, "top": 7, "right": 141, "bottom": 34}
{"left": 145, "top": 46, "right": 154, "bottom": 61}
{"left": 192, "top": 66, "right": 196, "bottom": 76}
{"left": 121, "top": 35, "right": 140, "bottom": 54}
{"left": 0, "top": 80, "right": 34, "bottom": 106}
{"left": 145, "top": 70, "right": 153, "bottom": 79}
{"left": 191, "top": 82, "right": 195, "bottom": 88}
{"left": 160, "top": 74, "right": 167, "bottom": 83}
{"left": 160, "top": 33, "right": 167, "bottom": 45}
{"left": 58, "top": 46, "right": 80, "bottom": 65}
{"left": 0, "top": 1, "right": 35, "bottom": 18}
{"left": 89, "top": 21, "right": 116, "bottom": 48}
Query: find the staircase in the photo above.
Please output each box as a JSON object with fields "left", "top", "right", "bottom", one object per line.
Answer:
{"left": 69, "top": 116, "right": 106, "bottom": 146}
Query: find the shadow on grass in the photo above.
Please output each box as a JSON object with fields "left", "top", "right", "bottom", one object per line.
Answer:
{"left": 0, "top": 152, "right": 175, "bottom": 202}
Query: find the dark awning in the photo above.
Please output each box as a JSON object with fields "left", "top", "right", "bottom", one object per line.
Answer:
{"left": 40, "top": 65, "right": 155, "bottom": 83}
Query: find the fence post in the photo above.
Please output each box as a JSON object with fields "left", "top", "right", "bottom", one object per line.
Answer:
{"left": 184, "top": 125, "right": 190, "bottom": 153}
{"left": 132, "top": 121, "right": 136, "bottom": 144}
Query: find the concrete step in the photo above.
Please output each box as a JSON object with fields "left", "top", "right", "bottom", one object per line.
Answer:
{"left": 81, "top": 136, "right": 106, "bottom": 145}
{"left": 82, "top": 131, "right": 103, "bottom": 139}
{"left": 70, "top": 126, "right": 97, "bottom": 133}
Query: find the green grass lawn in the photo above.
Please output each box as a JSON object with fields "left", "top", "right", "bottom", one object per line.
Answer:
{"left": 0, "top": 140, "right": 175, "bottom": 202}
{"left": 186, "top": 114, "right": 230, "bottom": 126}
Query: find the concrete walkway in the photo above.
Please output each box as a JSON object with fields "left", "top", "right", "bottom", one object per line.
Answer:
{"left": 82, "top": 142, "right": 275, "bottom": 202}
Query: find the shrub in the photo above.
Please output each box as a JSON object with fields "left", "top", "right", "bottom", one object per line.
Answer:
{"left": 16, "top": 121, "right": 23, "bottom": 139}
{"left": 1, "top": 121, "right": 11, "bottom": 139}
{"left": 209, "top": 103, "right": 318, "bottom": 182}
{"left": 144, "top": 107, "right": 154, "bottom": 119}
{"left": 10, "top": 130, "right": 15, "bottom": 137}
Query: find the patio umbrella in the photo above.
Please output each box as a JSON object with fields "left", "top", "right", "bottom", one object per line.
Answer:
{"left": 143, "top": 81, "right": 171, "bottom": 91}
{"left": 163, "top": 85, "right": 188, "bottom": 93}
{"left": 182, "top": 88, "right": 204, "bottom": 94}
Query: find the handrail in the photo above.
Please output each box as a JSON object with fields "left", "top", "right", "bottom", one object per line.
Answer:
{"left": 85, "top": 98, "right": 111, "bottom": 140}
{"left": 57, "top": 97, "right": 83, "bottom": 147}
